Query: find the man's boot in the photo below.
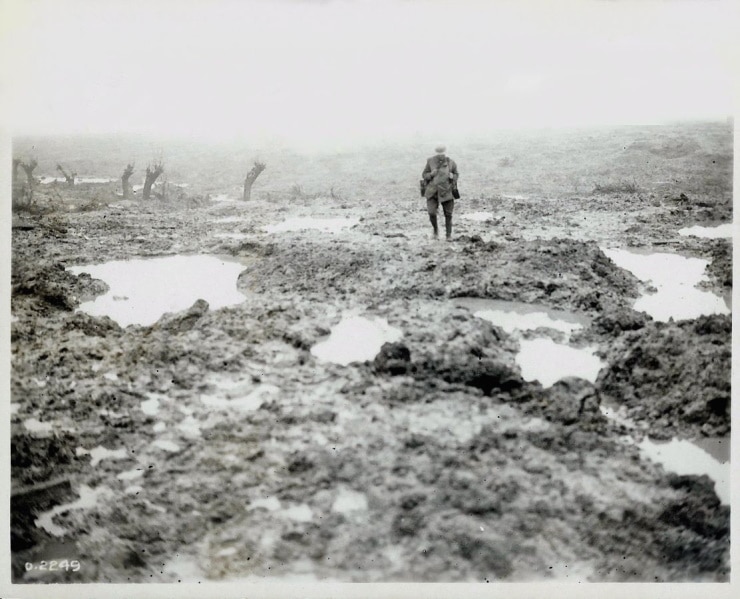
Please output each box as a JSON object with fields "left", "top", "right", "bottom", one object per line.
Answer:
{"left": 429, "top": 214, "right": 439, "bottom": 239}
{"left": 445, "top": 215, "right": 452, "bottom": 241}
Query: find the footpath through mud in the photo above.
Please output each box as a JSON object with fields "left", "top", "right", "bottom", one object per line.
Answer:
{"left": 10, "top": 190, "right": 731, "bottom": 582}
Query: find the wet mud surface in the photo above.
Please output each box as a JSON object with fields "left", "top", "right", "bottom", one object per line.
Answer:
{"left": 10, "top": 180, "right": 731, "bottom": 582}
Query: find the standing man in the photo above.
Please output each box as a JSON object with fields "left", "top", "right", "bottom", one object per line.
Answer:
{"left": 422, "top": 144, "right": 459, "bottom": 241}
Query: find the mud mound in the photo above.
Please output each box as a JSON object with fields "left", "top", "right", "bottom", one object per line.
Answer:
{"left": 449, "top": 238, "right": 640, "bottom": 314}
{"left": 583, "top": 474, "right": 729, "bottom": 581}
{"left": 11, "top": 432, "right": 79, "bottom": 486}
{"left": 11, "top": 260, "right": 108, "bottom": 314}
{"left": 597, "top": 314, "right": 731, "bottom": 438}
{"left": 704, "top": 239, "right": 732, "bottom": 289}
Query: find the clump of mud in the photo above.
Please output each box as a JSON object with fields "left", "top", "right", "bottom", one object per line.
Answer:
{"left": 12, "top": 260, "right": 108, "bottom": 315}
{"left": 597, "top": 313, "right": 730, "bottom": 438}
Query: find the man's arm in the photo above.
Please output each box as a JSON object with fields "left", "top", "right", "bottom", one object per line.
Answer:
{"left": 450, "top": 159, "right": 459, "bottom": 183}
{"left": 422, "top": 159, "right": 433, "bottom": 182}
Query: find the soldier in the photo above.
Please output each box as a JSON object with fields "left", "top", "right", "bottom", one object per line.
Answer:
{"left": 421, "top": 144, "right": 459, "bottom": 241}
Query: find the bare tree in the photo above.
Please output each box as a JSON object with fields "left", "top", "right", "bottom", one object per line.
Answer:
{"left": 56, "top": 163, "right": 77, "bottom": 186}
{"left": 20, "top": 159, "right": 38, "bottom": 202}
{"left": 12, "top": 158, "right": 20, "bottom": 184}
{"left": 121, "top": 163, "right": 135, "bottom": 199}
{"left": 143, "top": 161, "right": 164, "bottom": 200}
{"left": 153, "top": 176, "right": 168, "bottom": 201}
{"left": 243, "top": 161, "right": 266, "bottom": 201}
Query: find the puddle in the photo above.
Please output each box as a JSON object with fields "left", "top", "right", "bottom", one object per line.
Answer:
{"left": 213, "top": 216, "right": 245, "bottom": 224}
{"left": 460, "top": 212, "right": 496, "bottom": 222}
{"left": 77, "top": 177, "right": 117, "bottom": 184}
{"left": 152, "top": 440, "right": 181, "bottom": 453}
{"left": 35, "top": 485, "right": 112, "bottom": 536}
{"left": 639, "top": 437, "right": 729, "bottom": 505}
{"left": 249, "top": 496, "right": 282, "bottom": 512}
{"left": 76, "top": 446, "right": 129, "bottom": 467}
{"left": 177, "top": 416, "right": 202, "bottom": 438}
{"left": 263, "top": 217, "right": 360, "bottom": 234}
{"left": 455, "top": 297, "right": 588, "bottom": 335}
{"left": 40, "top": 176, "right": 116, "bottom": 184}
{"left": 213, "top": 232, "right": 250, "bottom": 240}
{"left": 283, "top": 503, "right": 313, "bottom": 522}
{"left": 200, "top": 381, "right": 281, "bottom": 412}
{"left": 602, "top": 248, "right": 729, "bottom": 321}
{"left": 599, "top": 406, "right": 730, "bottom": 505}
{"left": 331, "top": 487, "right": 369, "bottom": 515}
{"left": 140, "top": 397, "right": 160, "bottom": 416}
{"left": 68, "top": 254, "right": 247, "bottom": 327}
{"left": 23, "top": 418, "right": 53, "bottom": 434}
{"left": 678, "top": 224, "right": 733, "bottom": 239}
{"left": 311, "top": 315, "right": 403, "bottom": 365}
{"left": 117, "top": 468, "right": 145, "bottom": 481}
{"left": 517, "top": 338, "right": 603, "bottom": 388}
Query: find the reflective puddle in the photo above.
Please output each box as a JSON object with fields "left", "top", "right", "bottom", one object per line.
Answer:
{"left": 311, "top": 315, "right": 403, "bottom": 366}
{"left": 152, "top": 440, "right": 181, "bottom": 453}
{"left": 140, "top": 396, "right": 160, "bottom": 416}
{"left": 331, "top": 487, "right": 369, "bottom": 515}
{"left": 213, "top": 216, "right": 245, "bottom": 224}
{"left": 76, "top": 446, "right": 129, "bottom": 467}
{"left": 602, "top": 248, "right": 730, "bottom": 321}
{"left": 200, "top": 376, "right": 281, "bottom": 412}
{"left": 23, "top": 418, "right": 53, "bottom": 434}
{"left": 214, "top": 232, "right": 250, "bottom": 240}
{"left": 40, "top": 176, "right": 116, "bottom": 184}
{"left": 599, "top": 407, "right": 729, "bottom": 505}
{"left": 460, "top": 212, "right": 496, "bottom": 222}
{"left": 68, "top": 255, "right": 247, "bottom": 327}
{"left": 517, "top": 338, "right": 603, "bottom": 388}
{"left": 678, "top": 223, "right": 733, "bottom": 239}
{"left": 283, "top": 503, "right": 313, "bottom": 522}
{"left": 455, "top": 297, "right": 588, "bottom": 335}
{"left": 117, "top": 468, "right": 145, "bottom": 481}
{"left": 639, "top": 437, "right": 730, "bottom": 505}
{"left": 264, "top": 217, "right": 359, "bottom": 234}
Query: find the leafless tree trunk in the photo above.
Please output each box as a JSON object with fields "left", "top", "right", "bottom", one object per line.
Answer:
{"left": 122, "top": 163, "right": 135, "bottom": 199}
{"left": 20, "top": 159, "right": 38, "bottom": 202}
{"left": 56, "top": 163, "right": 77, "bottom": 186}
{"left": 143, "top": 161, "right": 164, "bottom": 200}
{"left": 12, "top": 158, "right": 21, "bottom": 184}
{"left": 153, "top": 177, "right": 168, "bottom": 201}
{"left": 243, "top": 161, "right": 266, "bottom": 201}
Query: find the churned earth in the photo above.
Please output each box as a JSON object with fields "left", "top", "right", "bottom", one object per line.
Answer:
{"left": 9, "top": 139, "right": 732, "bottom": 583}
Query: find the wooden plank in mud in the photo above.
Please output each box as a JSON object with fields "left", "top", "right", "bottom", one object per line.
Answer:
{"left": 11, "top": 478, "right": 74, "bottom": 512}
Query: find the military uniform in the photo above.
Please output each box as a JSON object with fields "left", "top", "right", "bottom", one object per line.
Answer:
{"left": 422, "top": 153, "right": 458, "bottom": 239}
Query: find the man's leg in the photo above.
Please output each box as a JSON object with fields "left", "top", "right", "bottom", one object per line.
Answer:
{"left": 426, "top": 197, "right": 439, "bottom": 238}
{"left": 442, "top": 199, "right": 454, "bottom": 240}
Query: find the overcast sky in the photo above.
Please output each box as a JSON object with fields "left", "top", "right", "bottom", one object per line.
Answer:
{"left": 0, "top": 0, "right": 735, "bottom": 145}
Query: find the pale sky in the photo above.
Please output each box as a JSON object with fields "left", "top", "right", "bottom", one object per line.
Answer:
{"left": 0, "top": 0, "right": 735, "bottom": 145}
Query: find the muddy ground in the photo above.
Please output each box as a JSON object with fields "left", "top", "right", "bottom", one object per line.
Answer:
{"left": 9, "top": 134, "right": 732, "bottom": 583}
